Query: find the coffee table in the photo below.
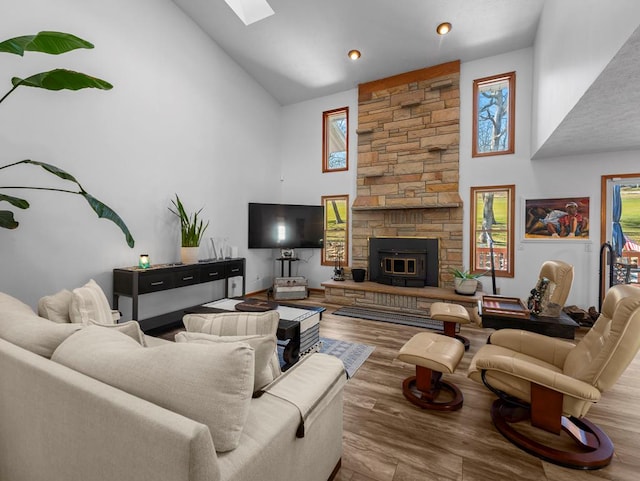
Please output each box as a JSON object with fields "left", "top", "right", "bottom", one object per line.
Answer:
{"left": 186, "top": 298, "right": 324, "bottom": 370}
{"left": 478, "top": 298, "right": 579, "bottom": 339}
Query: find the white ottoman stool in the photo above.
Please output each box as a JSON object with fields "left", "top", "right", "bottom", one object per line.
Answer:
{"left": 397, "top": 332, "right": 464, "bottom": 411}
{"left": 430, "top": 302, "right": 471, "bottom": 350}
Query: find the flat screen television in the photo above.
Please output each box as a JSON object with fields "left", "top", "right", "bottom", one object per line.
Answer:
{"left": 248, "top": 202, "right": 324, "bottom": 249}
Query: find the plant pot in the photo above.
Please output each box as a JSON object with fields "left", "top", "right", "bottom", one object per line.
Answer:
{"left": 352, "top": 268, "right": 366, "bottom": 282}
{"left": 454, "top": 278, "right": 478, "bottom": 295}
{"left": 181, "top": 246, "right": 199, "bottom": 264}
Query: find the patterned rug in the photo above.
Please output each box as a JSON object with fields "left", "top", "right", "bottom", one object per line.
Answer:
{"left": 278, "top": 337, "right": 374, "bottom": 378}
{"left": 332, "top": 306, "right": 455, "bottom": 332}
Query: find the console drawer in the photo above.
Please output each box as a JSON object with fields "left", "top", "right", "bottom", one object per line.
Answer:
{"left": 174, "top": 267, "right": 200, "bottom": 287}
{"left": 138, "top": 272, "right": 174, "bottom": 294}
{"left": 201, "top": 263, "right": 225, "bottom": 281}
{"left": 226, "top": 260, "right": 244, "bottom": 277}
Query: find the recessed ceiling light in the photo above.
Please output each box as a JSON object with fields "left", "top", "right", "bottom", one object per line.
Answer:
{"left": 436, "top": 22, "right": 452, "bottom": 35}
{"left": 348, "top": 49, "right": 361, "bottom": 60}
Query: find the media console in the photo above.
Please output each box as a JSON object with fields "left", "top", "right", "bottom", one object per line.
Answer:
{"left": 113, "top": 258, "right": 245, "bottom": 332}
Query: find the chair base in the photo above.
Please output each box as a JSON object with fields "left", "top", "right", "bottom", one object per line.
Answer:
{"left": 402, "top": 368, "right": 463, "bottom": 411}
{"left": 490, "top": 399, "right": 614, "bottom": 470}
{"left": 442, "top": 321, "right": 470, "bottom": 351}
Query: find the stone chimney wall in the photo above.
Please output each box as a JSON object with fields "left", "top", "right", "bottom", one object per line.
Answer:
{"left": 352, "top": 61, "right": 462, "bottom": 287}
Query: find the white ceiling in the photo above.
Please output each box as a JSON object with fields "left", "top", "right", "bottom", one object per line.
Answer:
{"left": 172, "top": 0, "right": 640, "bottom": 158}
{"left": 173, "top": 0, "right": 545, "bottom": 105}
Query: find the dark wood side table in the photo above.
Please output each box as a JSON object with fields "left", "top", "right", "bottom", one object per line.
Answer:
{"left": 479, "top": 300, "right": 579, "bottom": 339}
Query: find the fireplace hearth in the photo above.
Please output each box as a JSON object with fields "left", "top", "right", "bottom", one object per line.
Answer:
{"left": 369, "top": 237, "right": 439, "bottom": 288}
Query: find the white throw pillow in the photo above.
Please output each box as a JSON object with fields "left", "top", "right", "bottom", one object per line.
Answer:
{"left": 37, "top": 289, "right": 73, "bottom": 323}
{"left": 69, "top": 279, "right": 114, "bottom": 325}
{"left": 183, "top": 310, "right": 281, "bottom": 380}
{"left": 0, "top": 292, "right": 82, "bottom": 358}
{"left": 87, "top": 319, "right": 147, "bottom": 346}
{"left": 51, "top": 326, "right": 254, "bottom": 452}
{"left": 183, "top": 310, "right": 279, "bottom": 336}
{"left": 175, "top": 331, "right": 277, "bottom": 392}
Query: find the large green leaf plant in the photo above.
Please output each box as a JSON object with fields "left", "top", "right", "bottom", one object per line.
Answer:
{"left": 0, "top": 31, "right": 134, "bottom": 247}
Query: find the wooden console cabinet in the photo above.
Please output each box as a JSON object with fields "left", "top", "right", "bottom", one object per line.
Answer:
{"left": 113, "top": 258, "right": 246, "bottom": 332}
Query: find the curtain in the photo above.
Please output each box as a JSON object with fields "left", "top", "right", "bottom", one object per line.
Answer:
{"left": 612, "top": 184, "right": 625, "bottom": 256}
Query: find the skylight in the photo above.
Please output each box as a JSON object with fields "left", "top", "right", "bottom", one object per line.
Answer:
{"left": 224, "top": 0, "right": 274, "bottom": 26}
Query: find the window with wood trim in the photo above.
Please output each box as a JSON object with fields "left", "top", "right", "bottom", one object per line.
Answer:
{"left": 322, "top": 107, "right": 348, "bottom": 172}
{"left": 472, "top": 72, "right": 515, "bottom": 157}
{"left": 470, "top": 185, "right": 515, "bottom": 277}
{"left": 321, "top": 194, "right": 349, "bottom": 266}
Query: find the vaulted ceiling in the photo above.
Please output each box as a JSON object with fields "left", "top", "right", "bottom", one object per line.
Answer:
{"left": 173, "top": 0, "right": 640, "bottom": 159}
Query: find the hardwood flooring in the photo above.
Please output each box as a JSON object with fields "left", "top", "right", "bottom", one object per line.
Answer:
{"left": 282, "top": 292, "right": 640, "bottom": 481}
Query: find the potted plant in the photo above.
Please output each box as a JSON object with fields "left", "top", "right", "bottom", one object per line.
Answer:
{"left": 0, "top": 31, "right": 134, "bottom": 247}
{"left": 169, "top": 194, "right": 209, "bottom": 264}
{"left": 451, "top": 268, "right": 485, "bottom": 295}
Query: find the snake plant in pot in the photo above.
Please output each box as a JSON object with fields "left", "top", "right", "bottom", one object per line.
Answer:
{"left": 0, "top": 31, "right": 134, "bottom": 247}
{"left": 451, "top": 267, "right": 485, "bottom": 295}
{"left": 169, "top": 194, "right": 209, "bottom": 264}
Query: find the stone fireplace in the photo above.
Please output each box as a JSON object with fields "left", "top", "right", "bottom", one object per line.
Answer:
{"left": 351, "top": 60, "right": 462, "bottom": 288}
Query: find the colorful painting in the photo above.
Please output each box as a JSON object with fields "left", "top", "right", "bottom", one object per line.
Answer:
{"left": 524, "top": 197, "right": 590, "bottom": 240}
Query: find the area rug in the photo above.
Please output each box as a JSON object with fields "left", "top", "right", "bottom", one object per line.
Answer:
{"left": 278, "top": 337, "right": 374, "bottom": 378}
{"left": 332, "top": 306, "right": 454, "bottom": 332}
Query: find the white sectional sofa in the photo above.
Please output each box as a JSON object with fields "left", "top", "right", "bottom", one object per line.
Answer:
{"left": 0, "top": 291, "right": 346, "bottom": 481}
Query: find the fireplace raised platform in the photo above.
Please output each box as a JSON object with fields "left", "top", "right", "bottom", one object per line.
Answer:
{"left": 321, "top": 279, "right": 481, "bottom": 317}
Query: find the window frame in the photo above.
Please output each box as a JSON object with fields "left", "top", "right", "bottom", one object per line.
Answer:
{"left": 321, "top": 194, "right": 349, "bottom": 266}
{"left": 469, "top": 185, "right": 515, "bottom": 278}
{"left": 322, "top": 107, "right": 349, "bottom": 173}
{"left": 472, "top": 72, "right": 515, "bottom": 157}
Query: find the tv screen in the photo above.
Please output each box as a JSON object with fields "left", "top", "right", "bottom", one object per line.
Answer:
{"left": 248, "top": 203, "right": 324, "bottom": 249}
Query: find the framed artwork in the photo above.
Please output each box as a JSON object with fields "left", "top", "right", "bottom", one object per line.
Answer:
{"left": 523, "top": 197, "right": 590, "bottom": 240}
{"left": 472, "top": 72, "right": 515, "bottom": 157}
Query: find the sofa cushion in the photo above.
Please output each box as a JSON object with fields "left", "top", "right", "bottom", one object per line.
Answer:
{"left": 69, "top": 279, "right": 114, "bottom": 325}
{"left": 88, "top": 319, "right": 147, "bottom": 346}
{"left": 175, "top": 331, "right": 277, "bottom": 392}
{"left": 37, "top": 289, "right": 73, "bottom": 323}
{"left": 51, "top": 326, "right": 254, "bottom": 452}
{"left": 0, "top": 292, "right": 82, "bottom": 358}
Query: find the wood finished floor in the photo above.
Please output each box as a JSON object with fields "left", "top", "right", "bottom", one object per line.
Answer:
{"left": 278, "top": 292, "right": 640, "bottom": 481}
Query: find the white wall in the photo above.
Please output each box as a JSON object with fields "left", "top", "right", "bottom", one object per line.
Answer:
{"left": 461, "top": 48, "right": 640, "bottom": 308}
{"left": 278, "top": 90, "right": 358, "bottom": 288}
{"left": 0, "top": 0, "right": 281, "bottom": 314}
{"left": 532, "top": 0, "right": 640, "bottom": 154}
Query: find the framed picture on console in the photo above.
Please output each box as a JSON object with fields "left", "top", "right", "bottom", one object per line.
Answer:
{"left": 523, "top": 196, "right": 590, "bottom": 241}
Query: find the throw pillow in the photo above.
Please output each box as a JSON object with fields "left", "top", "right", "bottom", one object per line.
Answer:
{"left": 69, "top": 279, "right": 114, "bottom": 325}
{"left": 51, "top": 326, "right": 254, "bottom": 452}
{"left": 37, "top": 289, "right": 73, "bottom": 323}
{"left": 175, "top": 331, "right": 277, "bottom": 392}
{"left": 87, "top": 319, "right": 147, "bottom": 346}
{"left": 183, "top": 310, "right": 279, "bottom": 336}
{"left": 183, "top": 310, "right": 281, "bottom": 380}
{"left": 0, "top": 292, "right": 82, "bottom": 358}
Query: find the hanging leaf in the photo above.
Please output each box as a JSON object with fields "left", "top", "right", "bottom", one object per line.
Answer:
{"left": 12, "top": 69, "right": 112, "bottom": 91}
{"left": 0, "top": 194, "right": 29, "bottom": 209}
{"left": 0, "top": 210, "right": 19, "bottom": 229}
{"left": 0, "top": 31, "right": 93, "bottom": 56}
{"left": 20, "top": 159, "right": 80, "bottom": 184}
{"left": 81, "top": 193, "right": 135, "bottom": 248}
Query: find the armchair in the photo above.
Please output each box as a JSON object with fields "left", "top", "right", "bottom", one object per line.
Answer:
{"left": 468, "top": 284, "right": 640, "bottom": 469}
{"left": 538, "top": 259, "right": 574, "bottom": 307}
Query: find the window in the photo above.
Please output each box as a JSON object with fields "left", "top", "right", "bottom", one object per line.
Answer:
{"left": 601, "top": 174, "right": 640, "bottom": 285}
{"left": 322, "top": 107, "right": 348, "bottom": 172}
{"left": 470, "top": 185, "right": 515, "bottom": 277}
{"left": 321, "top": 195, "right": 349, "bottom": 266}
{"left": 472, "top": 72, "right": 515, "bottom": 157}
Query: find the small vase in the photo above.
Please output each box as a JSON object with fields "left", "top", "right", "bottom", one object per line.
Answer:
{"left": 181, "top": 246, "right": 199, "bottom": 264}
